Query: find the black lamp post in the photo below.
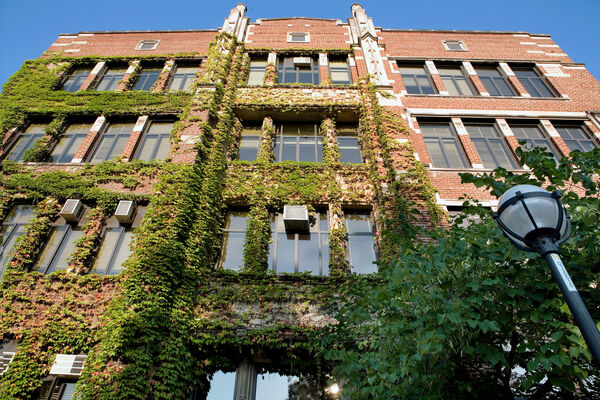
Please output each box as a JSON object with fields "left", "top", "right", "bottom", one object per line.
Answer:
{"left": 494, "top": 184, "right": 600, "bottom": 368}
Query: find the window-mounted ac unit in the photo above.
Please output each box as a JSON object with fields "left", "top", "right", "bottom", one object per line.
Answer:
{"left": 114, "top": 200, "right": 137, "bottom": 225}
{"left": 49, "top": 354, "right": 87, "bottom": 377}
{"left": 0, "top": 340, "right": 16, "bottom": 376}
{"left": 283, "top": 205, "right": 309, "bottom": 232}
{"left": 293, "top": 57, "right": 312, "bottom": 67}
{"left": 60, "top": 199, "right": 83, "bottom": 223}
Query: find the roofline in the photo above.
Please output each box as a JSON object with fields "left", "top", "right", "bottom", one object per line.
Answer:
{"left": 253, "top": 17, "right": 342, "bottom": 22}
{"left": 58, "top": 29, "right": 219, "bottom": 36}
{"left": 380, "top": 28, "right": 551, "bottom": 36}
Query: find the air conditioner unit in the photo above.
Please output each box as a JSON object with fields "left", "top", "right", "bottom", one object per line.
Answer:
{"left": 114, "top": 200, "right": 137, "bottom": 225}
{"left": 283, "top": 205, "right": 309, "bottom": 232}
{"left": 0, "top": 340, "right": 16, "bottom": 376}
{"left": 293, "top": 57, "right": 312, "bottom": 67}
{"left": 60, "top": 199, "right": 83, "bottom": 223}
{"left": 49, "top": 354, "right": 87, "bottom": 377}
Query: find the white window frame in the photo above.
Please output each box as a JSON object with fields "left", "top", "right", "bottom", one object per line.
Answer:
{"left": 287, "top": 32, "right": 310, "bottom": 43}
{"left": 135, "top": 40, "right": 160, "bottom": 51}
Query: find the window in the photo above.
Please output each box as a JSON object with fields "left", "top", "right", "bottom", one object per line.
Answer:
{"left": 420, "top": 122, "right": 469, "bottom": 168}
{"left": 247, "top": 58, "right": 267, "bottom": 86}
{"left": 0, "top": 340, "right": 17, "bottom": 375}
{"left": 475, "top": 66, "right": 515, "bottom": 96}
{"left": 337, "top": 124, "right": 362, "bottom": 163}
{"left": 134, "top": 121, "right": 173, "bottom": 161}
{"left": 4, "top": 124, "right": 46, "bottom": 162}
{"left": 135, "top": 40, "right": 160, "bottom": 50}
{"left": 167, "top": 64, "right": 200, "bottom": 91}
{"left": 35, "top": 217, "right": 86, "bottom": 275}
{"left": 554, "top": 122, "right": 598, "bottom": 152}
{"left": 442, "top": 40, "right": 467, "bottom": 51}
{"left": 0, "top": 204, "right": 36, "bottom": 278}
{"left": 198, "top": 362, "right": 335, "bottom": 400}
{"left": 277, "top": 57, "right": 320, "bottom": 85}
{"left": 132, "top": 67, "right": 162, "bottom": 91}
{"left": 50, "top": 123, "right": 90, "bottom": 163}
{"left": 61, "top": 68, "right": 90, "bottom": 92}
{"left": 513, "top": 67, "right": 554, "bottom": 98}
{"left": 287, "top": 32, "right": 309, "bottom": 43}
{"left": 438, "top": 66, "right": 475, "bottom": 96}
{"left": 238, "top": 123, "right": 261, "bottom": 161}
{"left": 329, "top": 58, "right": 352, "bottom": 84}
{"left": 86, "top": 122, "right": 133, "bottom": 163}
{"left": 274, "top": 123, "right": 323, "bottom": 162}
{"left": 43, "top": 379, "right": 78, "bottom": 400}
{"left": 398, "top": 64, "right": 435, "bottom": 94}
{"left": 95, "top": 67, "right": 127, "bottom": 91}
{"left": 92, "top": 206, "right": 145, "bottom": 275}
{"left": 269, "top": 210, "right": 329, "bottom": 276}
{"left": 464, "top": 122, "right": 518, "bottom": 169}
{"left": 219, "top": 210, "right": 248, "bottom": 271}
{"left": 509, "top": 123, "right": 561, "bottom": 161}
{"left": 345, "top": 210, "right": 377, "bottom": 274}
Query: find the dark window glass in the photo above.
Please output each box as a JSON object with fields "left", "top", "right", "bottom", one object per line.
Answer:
{"left": 133, "top": 68, "right": 161, "bottom": 91}
{"left": 238, "top": 123, "right": 261, "bottom": 161}
{"left": 247, "top": 58, "right": 267, "bottom": 85}
{"left": 61, "top": 68, "right": 91, "bottom": 92}
{"left": 465, "top": 123, "right": 518, "bottom": 169}
{"left": 476, "top": 67, "right": 515, "bottom": 96}
{"left": 46, "top": 379, "right": 78, "bottom": 400}
{"left": 269, "top": 211, "right": 329, "bottom": 276}
{"left": 220, "top": 210, "right": 248, "bottom": 271}
{"left": 420, "top": 122, "right": 469, "bottom": 168}
{"left": 134, "top": 122, "right": 173, "bottom": 161}
{"left": 138, "top": 40, "right": 158, "bottom": 50}
{"left": 438, "top": 66, "right": 475, "bottom": 96}
{"left": 167, "top": 65, "right": 200, "bottom": 91}
{"left": 290, "top": 33, "right": 308, "bottom": 42}
{"left": 445, "top": 41, "right": 465, "bottom": 51}
{"left": 0, "top": 204, "right": 36, "bottom": 278}
{"left": 35, "top": 225, "right": 84, "bottom": 274}
{"left": 87, "top": 122, "right": 133, "bottom": 163}
{"left": 513, "top": 68, "right": 554, "bottom": 98}
{"left": 5, "top": 124, "right": 46, "bottom": 162}
{"left": 50, "top": 123, "right": 90, "bottom": 163}
{"left": 277, "top": 57, "right": 320, "bottom": 85}
{"left": 274, "top": 124, "right": 323, "bottom": 162}
{"left": 345, "top": 211, "right": 377, "bottom": 274}
{"left": 95, "top": 67, "right": 126, "bottom": 91}
{"left": 554, "top": 123, "right": 597, "bottom": 152}
{"left": 398, "top": 65, "right": 435, "bottom": 94}
{"left": 337, "top": 124, "right": 362, "bottom": 163}
{"left": 510, "top": 123, "right": 561, "bottom": 161}
{"left": 329, "top": 59, "right": 352, "bottom": 84}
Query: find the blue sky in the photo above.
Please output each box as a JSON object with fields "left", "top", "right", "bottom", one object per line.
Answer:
{"left": 1, "top": 0, "right": 599, "bottom": 90}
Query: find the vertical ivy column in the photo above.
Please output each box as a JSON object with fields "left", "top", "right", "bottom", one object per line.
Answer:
{"left": 257, "top": 116, "right": 275, "bottom": 163}
{"left": 321, "top": 117, "right": 340, "bottom": 164}
{"left": 67, "top": 207, "right": 109, "bottom": 274}
{"left": 263, "top": 52, "right": 278, "bottom": 86}
{"left": 243, "top": 202, "right": 271, "bottom": 274}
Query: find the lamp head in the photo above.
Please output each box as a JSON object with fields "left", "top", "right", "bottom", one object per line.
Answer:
{"left": 494, "top": 184, "right": 570, "bottom": 254}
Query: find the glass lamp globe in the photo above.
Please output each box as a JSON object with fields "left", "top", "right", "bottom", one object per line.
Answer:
{"left": 495, "top": 184, "right": 570, "bottom": 252}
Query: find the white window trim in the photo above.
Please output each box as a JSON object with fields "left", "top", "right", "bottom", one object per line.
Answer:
{"left": 287, "top": 32, "right": 310, "bottom": 43}
{"left": 135, "top": 40, "right": 160, "bottom": 51}
{"left": 442, "top": 40, "right": 468, "bottom": 52}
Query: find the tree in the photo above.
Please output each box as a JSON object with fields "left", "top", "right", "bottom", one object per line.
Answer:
{"left": 325, "top": 146, "right": 600, "bottom": 399}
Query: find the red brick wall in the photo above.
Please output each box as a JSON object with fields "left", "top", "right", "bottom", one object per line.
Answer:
{"left": 43, "top": 31, "right": 217, "bottom": 57}
{"left": 246, "top": 18, "right": 350, "bottom": 49}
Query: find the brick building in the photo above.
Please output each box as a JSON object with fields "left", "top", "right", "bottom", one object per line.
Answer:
{"left": 0, "top": 3, "right": 598, "bottom": 399}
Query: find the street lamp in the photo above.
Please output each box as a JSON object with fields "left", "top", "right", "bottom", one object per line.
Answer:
{"left": 494, "top": 184, "right": 600, "bottom": 368}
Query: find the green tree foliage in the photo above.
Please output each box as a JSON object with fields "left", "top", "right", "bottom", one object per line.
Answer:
{"left": 326, "top": 146, "right": 600, "bottom": 399}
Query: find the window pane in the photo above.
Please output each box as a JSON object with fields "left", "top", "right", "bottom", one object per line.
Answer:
{"left": 555, "top": 124, "right": 596, "bottom": 152}
{"left": 276, "top": 233, "right": 295, "bottom": 273}
{"left": 206, "top": 371, "right": 236, "bottom": 400}
{"left": 89, "top": 123, "right": 133, "bottom": 163}
{"left": 6, "top": 124, "right": 46, "bottom": 162}
{"left": 110, "top": 230, "right": 134, "bottom": 274}
{"left": 0, "top": 225, "right": 25, "bottom": 275}
{"left": 93, "top": 228, "right": 122, "bottom": 274}
{"left": 59, "top": 383, "right": 76, "bottom": 400}
{"left": 133, "top": 69, "right": 161, "bottom": 91}
{"left": 248, "top": 69, "right": 265, "bottom": 85}
{"left": 297, "top": 233, "right": 319, "bottom": 275}
{"left": 46, "top": 228, "right": 84, "bottom": 273}
{"left": 51, "top": 123, "right": 90, "bottom": 163}
{"left": 35, "top": 226, "right": 68, "bottom": 273}
{"left": 95, "top": 68, "right": 126, "bottom": 91}
{"left": 239, "top": 135, "right": 260, "bottom": 161}
{"left": 62, "top": 68, "right": 90, "bottom": 92}
{"left": 255, "top": 372, "right": 291, "bottom": 400}
{"left": 348, "top": 235, "right": 377, "bottom": 274}
{"left": 221, "top": 232, "right": 245, "bottom": 270}
{"left": 421, "top": 123, "right": 468, "bottom": 168}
